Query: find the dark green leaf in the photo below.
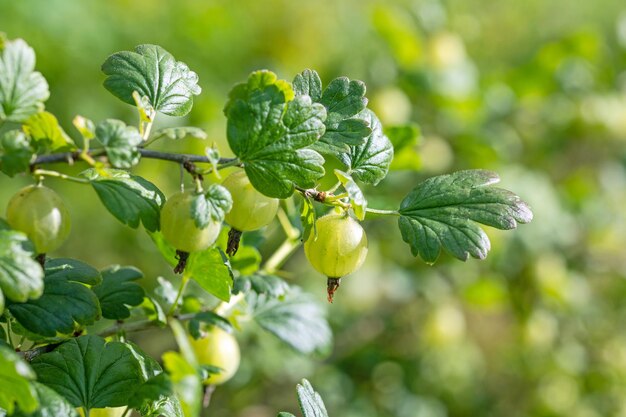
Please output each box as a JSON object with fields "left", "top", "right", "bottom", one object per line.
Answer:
{"left": 190, "top": 184, "right": 232, "bottom": 228}
{"left": 31, "top": 335, "right": 144, "bottom": 409}
{"left": 299, "top": 196, "right": 317, "bottom": 242}
{"left": 313, "top": 118, "right": 371, "bottom": 155}
{"left": 8, "top": 258, "right": 102, "bottom": 337}
{"left": 293, "top": 69, "right": 322, "bottom": 102}
{"left": 13, "top": 382, "right": 79, "bottom": 417}
{"left": 95, "top": 119, "right": 142, "bottom": 168}
{"left": 23, "top": 111, "right": 75, "bottom": 153}
{"left": 0, "top": 229, "right": 43, "bottom": 302}
{"left": 0, "top": 346, "right": 38, "bottom": 414}
{"left": 398, "top": 170, "right": 534, "bottom": 263}
{"left": 188, "top": 311, "right": 232, "bottom": 339}
{"left": 127, "top": 373, "right": 173, "bottom": 410}
{"left": 92, "top": 265, "right": 145, "bottom": 320}
{"left": 248, "top": 283, "right": 331, "bottom": 355}
{"left": 334, "top": 170, "right": 367, "bottom": 220}
{"left": 226, "top": 70, "right": 327, "bottom": 198}
{"left": 85, "top": 168, "right": 165, "bottom": 232}
{"left": 185, "top": 248, "right": 233, "bottom": 302}
{"left": 102, "top": 44, "right": 201, "bottom": 117}
{"left": 338, "top": 109, "right": 393, "bottom": 185}
{"left": 0, "top": 130, "right": 33, "bottom": 178}
{"left": 320, "top": 77, "right": 368, "bottom": 122}
{"left": 151, "top": 126, "right": 207, "bottom": 141}
{"left": 0, "top": 38, "right": 49, "bottom": 122}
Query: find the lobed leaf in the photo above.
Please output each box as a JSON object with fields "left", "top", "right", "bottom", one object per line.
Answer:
{"left": 92, "top": 265, "right": 145, "bottom": 320}
{"left": 31, "top": 335, "right": 144, "bottom": 410}
{"left": 0, "top": 38, "right": 49, "bottom": 122}
{"left": 190, "top": 184, "right": 232, "bottom": 228}
{"left": 0, "top": 130, "right": 33, "bottom": 177}
{"left": 225, "top": 70, "right": 327, "bottom": 198}
{"left": 23, "top": 111, "right": 75, "bottom": 153}
{"left": 0, "top": 346, "right": 38, "bottom": 415}
{"left": 185, "top": 247, "right": 233, "bottom": 302}
{"left": 85, "top": 168, "right": 165, "bottom": 232}
{"left": 95, "top": 119, "right": 142, "bottom": 168}
{"left": 338, "top": 109, "right": 394, "bottom": 185}
{"left": 8, "top": 258, "right": 102, "bottom": 337}
{"left": 0, "top": 228, "right": 44, "bottom": 302}
{"left": 278, "top": 379, "right": 328, "bottom": 417}
{"left": 398, "top": 170, "right": 534, "bottom": 263}
{"left": 102, "top": 44, "right": 201, "bottom": 117}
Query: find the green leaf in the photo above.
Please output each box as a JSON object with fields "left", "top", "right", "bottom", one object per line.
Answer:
{"left": 234, "top": 273, "right": 290, "bottom": 298}
{"left": 0, "top": 38, "right": 49, "bottom": 122}
{"left": 188, "top": 311, "right": 232, "bottom": 339}
{"left": 0, "top": 229, "right": 44, "bottom": 302}
{"left": 338, "top": 109, "right": 393, "bottom": 185}
{"left": 292, "top": 69, "right": 322, "bottom": 102}
{"left": 398, "top": 170, "right": 534, "bottom": 263}
{"left": 151, "top": 126, "right": 207, "bottom": 141}
{"left": 31, "top": 335, "right": 144, "bottom": 409}
{"left": 92, "top": 265, "right": 145, "bottom": 320}
{"left": 0, "top": 130, "right": 33, "bottom": 177}
{"left": 23, "top": 111, "right": 75, "bottom": 153}
{"left": 12, "top": 382, "right": 79, "bottom": 417}
{"left": 95, "top": 119, "right": 142, "bottom": 169}
{"left": 185, "top": 248, "right": 233, "bottom": 302}
{"left": 225, "top": 70, "right": 327, "bottom": 198}
{"left": 127, "top": 373, "right": 172, "bottom": 409}
{"left": 85, "top": 168, "right": 165, "bottom": 232}
{"left": 294, "top": 70, "right": 370, "bottom": 155}
{"left": 295, "top": 379, "right": 329, "bottom": 417}
{"left": 299, "top": 196, "right": 317, "bottom": 242}
{"left": 279, "top": 379, "right": 328, "bottom": 417}
{"left": 0, "top": 346, "right": 38, "bottom": 414}
{"left": 72, "top": 115, "right": 95, "bottom": 140}
{"left": 247, "top": 281, "right": 331, "bottom": 355}
{"left": 190, "top": 184, "right": 232, "bottom": 228}
{"left": 162, "top": 351, "right": 202, "bottom": 417}
{"left": 8, "top": 258, "right": 102, "bottom": 337}
{"left": 334, "top": 169, "right": 367, "bottom": 221}
{"left": 102, "top": 44, "right": 201, "bottom": 117}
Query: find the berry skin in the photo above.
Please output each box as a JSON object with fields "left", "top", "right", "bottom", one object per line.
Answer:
{"left": 304, "top": 213, "right": 368, "bottom": 301}
{"left": 222, "top": 171, "right": 279, "bottom": 232}
{"left": 188, "top": 326, "right": 241, "bottom": 385}
{"left": 161, "top": 191, "right": 221, "bottom": 253}
{"left": 6, "top": 185, "right": 71, "bottom": 254}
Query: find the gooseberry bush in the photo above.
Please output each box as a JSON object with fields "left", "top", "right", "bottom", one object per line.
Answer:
{"left": 0, "top": 36, "right": 533, "bottom": 417}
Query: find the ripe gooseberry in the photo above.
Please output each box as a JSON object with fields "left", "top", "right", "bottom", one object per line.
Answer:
{"left": 161, "top": 190, "right": 222, "bottom": 273}
{"left": 188, "top": 326, "right": 241, "bottom": 385}
{"left": 304, "top": 212, "right": 368, "bottom": 302}
{"left": 221, "top": 170, "right": 279, "bottom": 256}
{"left": 6, "top": 184, "right": 71, "bottom": 255}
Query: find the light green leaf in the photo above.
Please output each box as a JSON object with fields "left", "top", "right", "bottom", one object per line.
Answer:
{"left": 84, "top": 168, "right": 165, "bottom": 232}
{"left": 190, "top": 184, "right": 232, "bottom": 228}
{"left": 225, "top": 70, "right": 327, "bottom": 198}
{"left": 162, "top": 351, "right": 202, "bottom": 417}
{"left": 334, "top": 169, "right": 367, "bottom": 220}
{"left": 31, "top": 335, "right": 144, "bottom": 410}
{"left": 12, "top": 382, "right": 79, "bottom": 417}
{"left": 151, "top": 126, "right": 207, "bottom": 141}
{"left": 338, "top": 109, "right": 393, "bottom": 185}
{"left": 247, "top": 280, "right": 331, "bottom": 355}
{"left": 72, "top": 115, "right": 95, "bottom": 140}
{"left": 398, "top": 170, "right": 534, "bottom": 264}
{"left": 0, "top": 130, "right": 33, "bottom": 177}
{"left": 185, "top": 248, "right": 233, "bottom": 302}
{"left": 95, "top": 119, "right": 142, "bottom": 168}
{"left": 92, "top": 265, "right": 145, "bottom": 320}
{"left": 279, "top": 379, "right": 328, "bottom": 417}
{"left": 0, "top": 38, "right": 49, "bottom": 122}
{"left": 23, "top": 111, "right": 75, "bottom": 153}
{"left": 102, "top": 44, "right": 201, "bottom": 117}
{"left": 293, "top": 69, "right": 322, "bottom": 102}
{"left": 0, "top": 346, "right": 38, "bottom": 415}
{"left": 8, "top": 258, "right": 102, "bottom": 337}
{"left": 235, "top": 273, "right": 290, "bottom": 298}
{"left": 0, "top": 229, "right": 44, "bottom": 302}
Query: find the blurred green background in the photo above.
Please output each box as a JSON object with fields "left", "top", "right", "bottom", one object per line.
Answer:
{"left": 3, "top": 0, "right": 626, "bottom": 416}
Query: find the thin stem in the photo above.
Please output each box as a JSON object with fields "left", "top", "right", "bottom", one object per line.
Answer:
{"left": 32, "top": 169, "right": 90, "bottom": 184}
{"left": 276, "top": 208, "right": 300, "bottom": 241}
{"left": 6, "top": 320, "right": 14, "bottom": 348}
{"left": 142, "top": 121, "right": 154, "bottom": 141}
{"left": 262, "top": 238, "right": 302, "bottom": 274}
{"left": 365, "top": 208, "right": 400, "bottom": 216}
{"left": 120, "top": 407, "right": 131, "bottom": 417}
{"left": 97, "top": 312, "right": 198, "bottom": 339}
{"left": 203, "top": 385, "right": 216, "bottom": 409}
{"left": 168, "top": 276, "right": 190, "bottom": 316}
